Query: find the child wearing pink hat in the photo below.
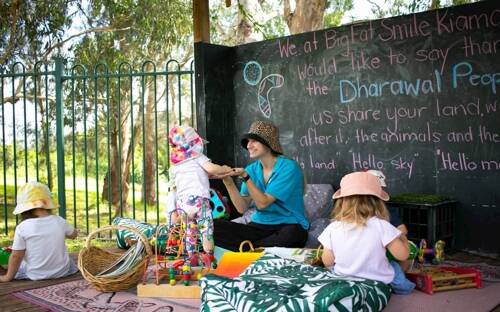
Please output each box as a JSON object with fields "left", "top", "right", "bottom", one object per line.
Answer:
{"left": 318, "top": 172, "right": 415, "bottom": 294}
{"left": 0, "top": 182, "right": 78, "bottom": 282}
{"left": 168, "top": 125, "right": 233, "bottom": 259}
{"left": 367, "top": 169, "right": 414, "bottom": 272}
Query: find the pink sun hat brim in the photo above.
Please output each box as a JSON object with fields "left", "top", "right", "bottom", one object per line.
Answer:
{"left": 333, "top": 172, "right": 389, "bottom": 201}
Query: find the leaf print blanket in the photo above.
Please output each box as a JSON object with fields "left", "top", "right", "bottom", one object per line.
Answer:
{"left": 201, "top": 253, "right": 391, "bottom": 312}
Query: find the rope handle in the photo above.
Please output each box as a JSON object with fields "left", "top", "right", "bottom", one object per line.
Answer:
{"left": 239, "top": 240, "right": 255, "bottom": 252}
{"left": 85, "top": 225, "right": 153, "bottom": 256}
{"left": 314, "top": 245, "right": 323, "bottom": 261}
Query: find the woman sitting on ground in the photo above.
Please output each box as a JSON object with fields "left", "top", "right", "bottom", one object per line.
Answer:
{"left": 213, "top": 121, "right": 310, "bottom": 251}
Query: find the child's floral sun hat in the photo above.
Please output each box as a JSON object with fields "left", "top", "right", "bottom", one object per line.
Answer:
{"left": 169, "top": 125, "right": 206, "bottom": 165}
{"left": 14, "top": 181, "right": 57, "bottom": 215}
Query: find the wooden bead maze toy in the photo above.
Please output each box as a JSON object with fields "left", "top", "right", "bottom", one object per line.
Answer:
{"left": 138, "top": 208, "right": 216, "bottom": 298}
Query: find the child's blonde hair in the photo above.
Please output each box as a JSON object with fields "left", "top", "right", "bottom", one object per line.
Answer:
{"left": 331, "top": 194, "right": 389, "bottom": 226}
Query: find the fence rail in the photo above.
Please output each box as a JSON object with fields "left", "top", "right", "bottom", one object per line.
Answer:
{"left": 0, "top": 58, "right": 195, "bottom": 236}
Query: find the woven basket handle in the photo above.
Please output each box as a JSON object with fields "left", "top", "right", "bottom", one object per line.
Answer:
{"left": 85, "top": 225, "right": 153, "bottom": 256}
{"left": 239, "top": 240, "right": 256, "bottom": 252}
{"left": 314, "top": 245, "right": 323, "bottom": 262}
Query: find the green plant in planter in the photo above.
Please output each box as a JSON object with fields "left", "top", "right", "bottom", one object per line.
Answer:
{"left": 389, "top": 193, "right": 452, "bottom": 204}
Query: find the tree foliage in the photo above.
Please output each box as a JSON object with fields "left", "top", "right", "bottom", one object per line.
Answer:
{"left": 0, "top": 0, "right": 75, "bottom": 66}
{"left": 210, "top": 0, "right": 353, "bottom": 45}
{"left": 68, "top": 0, "right": 194, "bottom": 209}
{"left": 366, "top": 0, "right": 480, "bottom": 19}
{"left": 71, "top": 0, "right": 192, "bottom": 68}
{"left": 210, "top": 0, "right": 480, "bottom": 45}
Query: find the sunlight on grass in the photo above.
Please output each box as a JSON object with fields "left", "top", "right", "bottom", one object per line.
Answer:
{"left": 65, "top": 237, "right": 117, "bottom": 253}
{"left": 0, "top": 235, "right": 117, "bottom": 253}
{"left": 0, "top": 178, "right": 169, "bottom": 252}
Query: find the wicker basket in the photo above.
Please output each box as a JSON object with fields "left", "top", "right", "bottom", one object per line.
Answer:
{"left": 239, "top": 240, "right": 264, "bottom": 253}
{"left": 78, "top": 225, "right": 152, "bottom": 292}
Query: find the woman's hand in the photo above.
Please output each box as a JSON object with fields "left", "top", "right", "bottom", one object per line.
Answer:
{"left": 208, "top": 168, "right": 234, "bottom": 179}
{"left": 211, "top": 168, "right": 245, "bottom": 180}
{"left": 231, "top": 168, "right": 246, "bottom": 177}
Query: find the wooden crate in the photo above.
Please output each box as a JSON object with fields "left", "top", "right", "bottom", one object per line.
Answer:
{"left": 406, "top": 266, "right": 482, "bottom": 295}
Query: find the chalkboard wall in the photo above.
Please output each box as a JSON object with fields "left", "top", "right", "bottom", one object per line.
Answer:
{"left": 196, "top": 0, "right": 500, "bottom": 254}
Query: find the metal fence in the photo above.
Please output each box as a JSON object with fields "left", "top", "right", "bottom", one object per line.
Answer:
{"left": 0, "top": 58, "right": 195, "bottom": 236}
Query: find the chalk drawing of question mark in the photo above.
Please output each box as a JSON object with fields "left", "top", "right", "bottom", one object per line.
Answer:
{"left": 258, "top": 74, "right": 284, "bottom": 118}
{"left": 243, "top": 61, "right": 285, "bottom": 118}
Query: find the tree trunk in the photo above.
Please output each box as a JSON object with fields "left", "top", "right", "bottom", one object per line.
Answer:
{"left": 236, "top": 0, "right": 254, "bottom": 43}
{"left": 102, "top": 92, "right": 142, "bottom": 217}
{"left": 101, "top": 31, "right": 134, "bottom": 217}
{"left": 284, "top": 0, "right": 327, "bottom": 34}
{"left": 142, "top": 82, "right": 157, "bottom": 205}
{"left": 122, "top": 118, "right": 142, "bottom": 209}
{"left": 168, "top": 76, "right": 178, "bottom": 125}
{"left": 101, "top": 99, "right": 125, "bottom": 212}
{"left": 102, "top": 97, "right": 126, "bottom": 215}
{"left": 430, "top": 0, "right": 440, "bottom": 10}
{"left": 34, "top": 78, "right": 54, "bottom": 189}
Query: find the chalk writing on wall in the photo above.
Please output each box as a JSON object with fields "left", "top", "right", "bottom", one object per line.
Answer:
{"left": 232, "top": 3, "right": 499, "bottom": 192}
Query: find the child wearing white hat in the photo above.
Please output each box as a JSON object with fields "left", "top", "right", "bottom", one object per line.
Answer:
{"left": 0, "top": 182, "right": 78, "bottom": 282}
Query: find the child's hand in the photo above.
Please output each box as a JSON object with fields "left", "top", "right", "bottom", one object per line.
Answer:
{"left": 217, "top": 165, "right": 235, "bottom": 178}
{"left": 170, "top": 211, "right": 180, "bottom": 224}
{"left": 0, "top": 274, "right": 11, "bottom": 282}
{"left": 321, "top": 247, "right": 335, "bottom": 269}
{"left": 67, "top": 228, "right": 79, "bottom": 239}
{"left": 207, "top": 165, "right": 235, "bottom": 179}
{"left": 203, "top": 162, "right": 235, "bottom": 178}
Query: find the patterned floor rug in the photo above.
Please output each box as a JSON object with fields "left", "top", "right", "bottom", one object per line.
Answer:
{"left": 443, "top": 260, "right": 500, "bottom": 282}
{"left": 12, "top": 279, "right": 201, "bottom": 312}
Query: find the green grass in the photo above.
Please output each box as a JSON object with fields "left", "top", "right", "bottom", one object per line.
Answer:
{"left": 0, "top": 179, "right": 168, "bottom": 252}
{"left": 0, "top": 235, "right": 117, "bottom": 253}
{"left": 66, "top": 237, "right": 117, "bottom": 253}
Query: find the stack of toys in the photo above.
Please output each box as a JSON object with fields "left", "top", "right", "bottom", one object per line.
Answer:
{"left": 418, "top": 239, "right": 446, "bottom": 265}
{"left": 138, "top": 208, "right": 216, "bottom": 299}
{"left": 406, "top": 239, "right": 482, "bottom": 294}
